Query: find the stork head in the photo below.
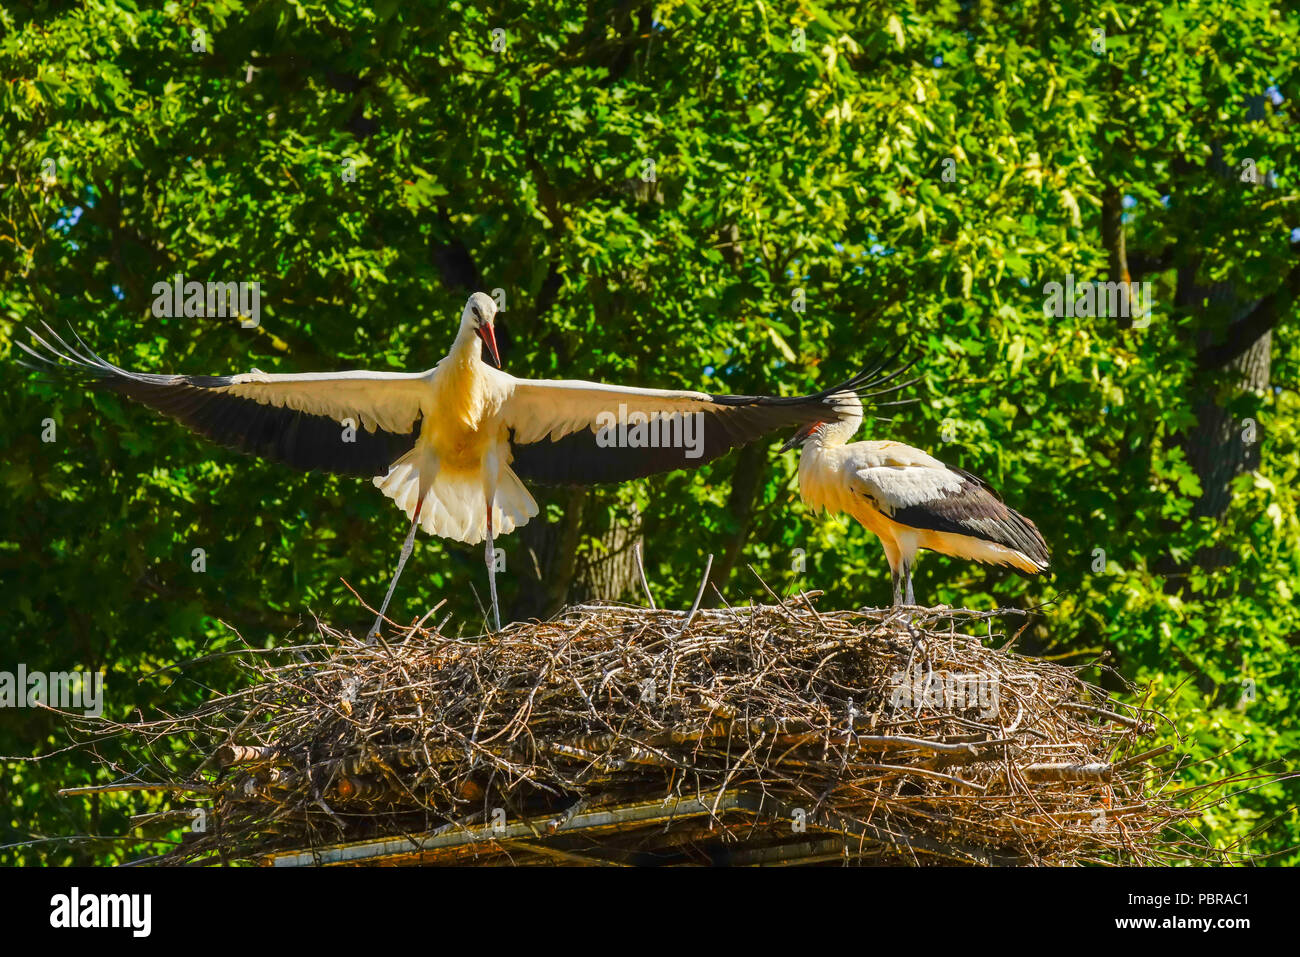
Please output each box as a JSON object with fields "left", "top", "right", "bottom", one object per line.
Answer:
{"left": 463, "top": 292, "right": 501, "bottom": 367}
{"left": 778, "top": 422, "right": 819, "bottom": 454}
{"left": 779, "top": 392, "right": 864, "bottom": 452}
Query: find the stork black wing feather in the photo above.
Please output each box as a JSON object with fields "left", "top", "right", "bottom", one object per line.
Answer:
{"left": 886, "top": 468, "right": 1050, "bottom": 571}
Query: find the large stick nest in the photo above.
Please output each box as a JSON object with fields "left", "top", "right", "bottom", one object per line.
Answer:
{"left": 83, "top": 598, "right": 1224, "bottom": 866}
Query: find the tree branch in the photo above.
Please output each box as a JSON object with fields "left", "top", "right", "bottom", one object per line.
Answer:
{"left": 1128, "top": 245, "right": 1172, "bottom": 281}
{"left": 704, "top": 443, "right": 768, "bottom": 604}
{"left": 1101, "top": 185, "right": 1132, "bottom": 331}
{"left": 1197, "top": 260, "right": 1300, "bottom": 370}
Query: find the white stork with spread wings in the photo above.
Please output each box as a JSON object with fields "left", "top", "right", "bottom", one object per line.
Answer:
{"left": 781, "top": 393, "right": 1049, "bottom": 606}
{"left": 19, "top": 293, "right": 913, "bottom": 634}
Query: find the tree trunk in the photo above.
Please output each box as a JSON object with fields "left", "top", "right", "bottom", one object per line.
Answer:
{"left": 1187, "top": 328, "right": 1269, "bottom": 521}
{"left": 704, "top": 443, "right": 768, "bottom": 605}
{"left": 509, "top": 487, "right": 586, "bottom": 622}
{"left": 571, "top": 502, "right": 643, "bottom": 603}
{"left": 507, "top": 488, "right": 644, "bottom": 621}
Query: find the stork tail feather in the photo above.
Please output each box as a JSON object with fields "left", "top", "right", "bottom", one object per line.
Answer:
{"left": 372, "top": 449, "right": 539, "bottom": 545}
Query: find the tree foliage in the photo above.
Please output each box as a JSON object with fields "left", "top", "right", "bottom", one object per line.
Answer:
{"left": 1, "top": 0, "right": 1297, "bottom": 864}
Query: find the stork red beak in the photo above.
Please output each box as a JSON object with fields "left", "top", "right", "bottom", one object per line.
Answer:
{"left": 779, "top": 421, "right": 820, "bottom": 454}
{"left": 476, "top": 323, "right": 501, "bottom": 368}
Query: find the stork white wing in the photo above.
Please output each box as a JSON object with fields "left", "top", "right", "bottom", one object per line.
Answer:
{"left": 501, "top": 377, "right": 717, "bottom": 445}
{"left": 848, "top": 444, "right": 964, "bottom": 511}
{"left": 500, "top": 366, "right": 891, "bottom": 485}
{"left": 17, "top": 324, "right": 431, "bottom": 477}
{"left": 221, "top": 369, "right": 431, "bottom": 434}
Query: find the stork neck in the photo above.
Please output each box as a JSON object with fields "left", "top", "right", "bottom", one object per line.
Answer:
{"left": 813, "top": 392, "right": 864, "bottom": 448}
{"left": 451, "top": 321, "right": 484, "bottom": 367}
{"left": 811, "top": 418, "right": 859, "bottom": 449}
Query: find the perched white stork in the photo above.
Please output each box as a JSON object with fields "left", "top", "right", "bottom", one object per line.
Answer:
{"left": 781, "top": 393, "right": 1049, "bottom": 606}
{"left": 19, "top": 293, "right": 911, "bottom": 634}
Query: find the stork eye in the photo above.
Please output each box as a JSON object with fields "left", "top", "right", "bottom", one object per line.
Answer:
{"left": 472, "top": 305, "right": 482, "bottom": 322}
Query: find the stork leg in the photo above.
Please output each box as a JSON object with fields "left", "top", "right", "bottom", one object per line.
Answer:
{"left": 485, "top": 496, "right": 501, "bottom": 633}
{"left": 903, "top": 562, "right": 916, "bottom": 606}
{"left": 883, "top": 540, "right": 905, "bottom": 608}
{"left": 368, "top": 491, "right": 426, "bottom": 642}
